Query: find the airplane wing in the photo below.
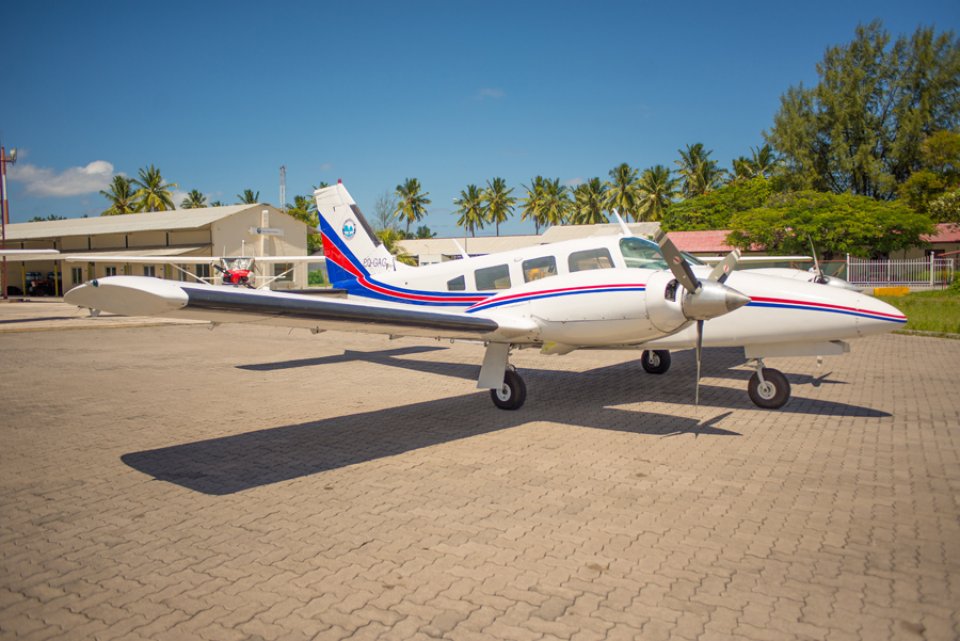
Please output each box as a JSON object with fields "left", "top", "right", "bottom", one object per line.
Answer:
{"left": 64, "top": 276, "right": 535, "bottom": 342}
{"left": 698, "top": 255, "right": 811, "bottom": 264}
{"left": 63, "top": 255, "right": 321, "bottom": 264}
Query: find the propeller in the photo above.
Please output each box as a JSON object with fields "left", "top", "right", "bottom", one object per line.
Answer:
{"left": 654, "top": 230, "right": 748, "bottom": 404}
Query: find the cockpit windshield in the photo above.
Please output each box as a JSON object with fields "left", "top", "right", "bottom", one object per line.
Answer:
{"left": 223, "top": 257, "right": 254, "bottom": 271}
{"left": 619, "top": 237, "right": 668, "bottom": 270}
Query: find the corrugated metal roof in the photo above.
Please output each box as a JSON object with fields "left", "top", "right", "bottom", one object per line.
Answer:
{"left": 5, "top": 205, "right": 272, "bottom": 241}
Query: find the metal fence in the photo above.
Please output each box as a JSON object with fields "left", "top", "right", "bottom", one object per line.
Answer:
{"left": 846, "top": 255, "right": 955, "bottom": 288}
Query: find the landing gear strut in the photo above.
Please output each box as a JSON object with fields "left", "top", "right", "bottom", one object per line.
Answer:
{"left": 747, "top": 359, "right": 791, "bottom": 409}
{"left": 640, "top": 350, "right": 671, "bottom": 374}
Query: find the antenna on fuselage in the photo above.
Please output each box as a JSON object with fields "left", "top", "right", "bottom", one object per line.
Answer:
{"left": 612, "top": 209, "right": 631, "bottom": 236}
{"left": 451, "top": 238, "right": 469, "bottom": 260}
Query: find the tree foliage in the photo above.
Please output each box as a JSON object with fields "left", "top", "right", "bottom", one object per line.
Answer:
{"left": 180, "top": 189, "right": 207, "bottom": 209}
{"left": 766, "top": 22, "right": 960, "bottom": 199}
{"left": 571, "top": 178, "right": 609, "bottom": 225}
{"left": 394, "top": 178, "right": 431, "bottom": 235}
{"left": 100, "top": 175, "right": 139, "bottom": 216}
{"left": 482, "top": 177, "right": 515, "bottom": 236}
{"left": 636, "top": 165, "right": 680, "bottom": 222}
{"left": 236, "top": 189, "right": 259, "bottom": 204}
{"left": 605, "top": 163, "right": 642, "bottom": 220}
{"left": 661, "top": 177, "right": 774, "bottom": 231}
{"left": 133, "top": 165, "right": 177, "bottom": 212}
{"left": 675, "top": 143, "right": 725, "bottom": 197}
{"left": 727, "top": 191, "right": 934, "bottom": 258}
{"left": 455, "top": 184, "right": 486, "bottom": 237}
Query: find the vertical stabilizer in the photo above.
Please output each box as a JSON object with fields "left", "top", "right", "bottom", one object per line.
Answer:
{"left": 314, "top": 182, "right": 402, "bottom": 287}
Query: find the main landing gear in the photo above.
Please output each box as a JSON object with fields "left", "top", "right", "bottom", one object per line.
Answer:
{"left": 640, "top": 350, "right": 671, "bottom": 374}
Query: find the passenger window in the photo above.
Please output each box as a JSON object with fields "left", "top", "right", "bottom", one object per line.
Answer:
{"left": 619, "top": 237, "right": 667, "bottom": 269}
{"left": 475, "top": 264, "right": 511, "bottom": 290}
{"left": 447, "top": 275, "right": 465, "bottom": 291}
{"left": 522, "top": 256, "right": 557, "bottom": 282}
{"left": 568, "top": 248, "right": 614, "bottom": 272}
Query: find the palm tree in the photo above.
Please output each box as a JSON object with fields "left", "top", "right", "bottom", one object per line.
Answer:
{"left": 520, "top": 176, "right": 548, "bottom": 234}
{"left": 676, "top": 143, "right": 724, "bottom": 197}
{"left": 734, "top": 144, "right": 778, "bottom": 180}
{"left": 394, "top": 178, "right": 431, "bottom": 236}
{"left": 100, "top": 175, "right": 139, "bottom": 216}
{"left": 454, "top": 184, "right": 486, "bottom": 237}
{"left": 180, "top": 189, "right": 207, "bottom": 209}
{"left": 285, "top": 195, "right": 319, "bottom": 227}
{"left": 132, "top": 165, "right": 177, "bottom": 212}
{"left": 572, "top": 178, "right": 608, "bottom": 224}
{"left": 236, "top": 189, "right": 259, "bottom": 204}
{"left": 209, "top": 200, "right": 224, "bottom": 207}
{"left": 540, "top": 178, "right": 571, "bottom": 228}
{"left": 636, "top": 165, "right": 679, "bottom": 221}
{"left": 605, "top": 163, "right": 642, "bottom": 220}
{"left": 482, "top": 177, "right": 515, "bottom": 236}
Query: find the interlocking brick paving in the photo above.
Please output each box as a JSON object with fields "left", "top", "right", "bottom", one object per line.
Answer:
{"left": 1, "top": 310, "right": 957, "bottom": 640}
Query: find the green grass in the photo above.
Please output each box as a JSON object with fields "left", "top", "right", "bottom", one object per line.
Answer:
{"left": 877, "top": 286, "right": 960, "bottom": 335}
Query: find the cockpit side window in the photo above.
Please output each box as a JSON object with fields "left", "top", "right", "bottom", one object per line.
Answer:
{"left": 619, "top": 237, "right": 667, "bottom": 270}
{"left": 522, "top": 256, "right": 558, "bottom": 282}
{"left": 568, "top": 248, "right": 614, "bottom": 272}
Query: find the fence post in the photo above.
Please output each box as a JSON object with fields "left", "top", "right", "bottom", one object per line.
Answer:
{"left": 930, "top": 252, "right": 935, "bottom": 288}
{"left": 846, "top": 254, "right": 850, "bottom": 283}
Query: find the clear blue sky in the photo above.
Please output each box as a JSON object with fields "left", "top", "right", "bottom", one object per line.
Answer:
{"left": 3, "top": 0, "right": 958, "bottom": 235}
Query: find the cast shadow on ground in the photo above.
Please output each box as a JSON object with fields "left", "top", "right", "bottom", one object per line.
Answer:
{"left": 123, "top": 347, "right": 888, "bottom": 495}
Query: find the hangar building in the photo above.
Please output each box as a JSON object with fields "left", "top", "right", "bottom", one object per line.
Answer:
{"left": 2, "top": 204, "right": 312, "bottom": 296}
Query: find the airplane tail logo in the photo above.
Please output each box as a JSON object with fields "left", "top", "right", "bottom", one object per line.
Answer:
{"left": 314, "top": 182, "right": 403, "bottom": 289}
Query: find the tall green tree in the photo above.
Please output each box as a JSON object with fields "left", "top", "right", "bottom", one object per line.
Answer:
{"left": 898, "top": 131, "right": 960, "bottom": 217}
{"left": 180, "top": 189, "right": 207, "bottom": 209}
{"left": 676, "top": 143, "right": 725, "bottom": 197}
{"left": 100, "top": 175, "right": 139, "bottom": 216}
{"left": 605, "top": 163, "right": 642, "bottom": 220}
{"left": 636, "top": 165, "right": 680, "bottom": 222}
{"left": 661, "top": 177, "right": 774, "bottom": 231}
{"left": 571, "top": 178, "right": 609, "bottom": 224}
{"left": 236, "top": 189, "right": 259, "bottom": 204}
{"left": 766, "top": 22, "right": 960, "bottom": 198}
{"left": 132, "top": 165, "right": 177, "bottom": 212}
{"left": 482, "top": 177, "right": 516, "bottom": 236}
{"left": 394, "top": 178, "right": 431, "bottom": 235}
{"left": 454, "top": 184, "right": 486, "bottom": 237}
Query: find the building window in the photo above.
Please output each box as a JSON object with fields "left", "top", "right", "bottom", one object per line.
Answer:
{"left": 447, "top": 275, "right": 465, "bottom": 291}
{"left": 196, "top": 264, "right": 211, "bottom": 279}
{"left": 143, "top": 265, "right": 156, "bottom": 277}
{"left": 273, "top": 263, "right": 294, "bottom": 281}
{"left": 475, "top": 264, "right": 511, "bottom": 290}
{"left": 522, "top": 256, "right": 557, "bottom": 282}
{"left": 568, "top": 248, "right": 614, "bottom": 272}
{"left": 71, "top": 267, "right": 84, "bottom": 285}
{"left": 105, "top": 266, "right": 117, "bottom": 277}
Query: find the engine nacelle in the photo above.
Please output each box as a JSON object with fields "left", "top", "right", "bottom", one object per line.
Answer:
{"left": 645, "top": 271, "right": 690, "bottom": 334}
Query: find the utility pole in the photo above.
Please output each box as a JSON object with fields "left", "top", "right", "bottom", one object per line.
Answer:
{"left": 1, "top": 145, "right": 18, "bottom": 301}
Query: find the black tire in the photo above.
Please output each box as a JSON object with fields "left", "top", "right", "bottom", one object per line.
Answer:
{"left": 640, "top": 350, "right": 671, "bottom": 374}
{"left": 748, "top": 368, "right": 791, "bottom": 409}
{"left": 490, "top": 369, "right": 527, "bottom": 410}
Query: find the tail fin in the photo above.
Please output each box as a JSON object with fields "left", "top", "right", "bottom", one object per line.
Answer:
{"left": 315, "top": 182, "right": 403, "bottom": 287}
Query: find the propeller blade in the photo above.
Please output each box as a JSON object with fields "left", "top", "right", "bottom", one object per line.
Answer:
{"left": 654, "top": 230, "right": 700, "bottom": 293}
{"left": 707, "top": 248, "right": 741, "bottom": 284}
{"left": 695, "top": 319, "right": 704, "bottom": 406}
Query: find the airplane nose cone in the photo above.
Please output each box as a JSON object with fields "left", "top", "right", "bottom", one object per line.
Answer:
{"left": 856, "top": 294, "right": 907, "bottom": 336}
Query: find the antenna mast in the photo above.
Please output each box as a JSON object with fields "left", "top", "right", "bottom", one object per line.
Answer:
{"left": 279, "top": 165, "right": 286, "bottom": 212}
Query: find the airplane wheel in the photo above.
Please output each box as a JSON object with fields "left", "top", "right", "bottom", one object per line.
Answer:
{"left": 491, "top": 369, "right": 527, "bottom": 410}
{"left": 641, "top": 350, "right": 671, "bottom": 374}
{"left": 748, "top": 368, "right": 790, "bottom": 409}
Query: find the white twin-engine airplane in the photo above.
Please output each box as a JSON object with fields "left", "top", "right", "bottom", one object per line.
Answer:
{"left": 65, "top": 182, "right": 906, "bottom": 411}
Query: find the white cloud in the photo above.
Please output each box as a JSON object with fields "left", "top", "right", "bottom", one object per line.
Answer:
{"left": 10, "top": 160, "right": 115, "bottom": 197}
{"left": 475, "top": 87, "right": 505, "bottom": 100}
{"left": 564, "top": 177, "right": 584, "bottom": 187}
{"left": 170, "top": 189, "right": 191, "bottom": 209}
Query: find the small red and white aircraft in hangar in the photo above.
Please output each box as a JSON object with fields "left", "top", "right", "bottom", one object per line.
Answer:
{"left": 65, "top": 182, "right": 906, "bottom": 410}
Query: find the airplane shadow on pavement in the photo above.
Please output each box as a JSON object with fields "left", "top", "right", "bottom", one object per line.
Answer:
{"left": 122, "top": 346, "right": 889, "bottom": 495}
